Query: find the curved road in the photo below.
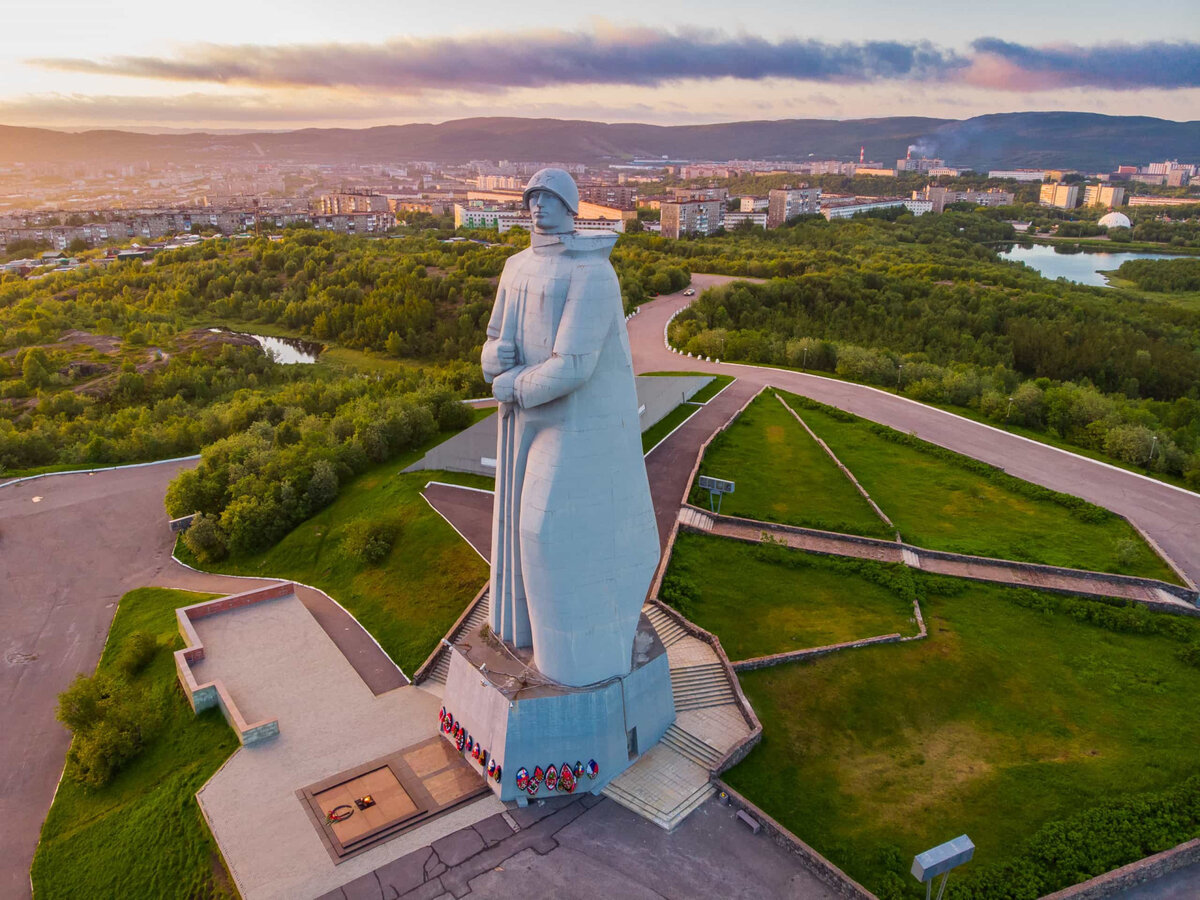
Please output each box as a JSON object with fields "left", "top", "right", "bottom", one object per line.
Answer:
{"left": 0, "top": 460, "right": 402, "bottom": 900}
{"left": 629, "top": 274, "right": 1200, "bottom": 587}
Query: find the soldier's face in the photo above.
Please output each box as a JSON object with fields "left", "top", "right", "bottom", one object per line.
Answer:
{"left": 529, "top": 190, "right": 572, "bottom": 233}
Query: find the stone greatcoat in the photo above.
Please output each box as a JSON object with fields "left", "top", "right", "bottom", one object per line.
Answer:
{"left": 482, "top": 230, "right": 659, "bottom": 687}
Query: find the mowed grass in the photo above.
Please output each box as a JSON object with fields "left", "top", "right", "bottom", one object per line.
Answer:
{"left": 664, "top": 532, "right": 917, "bottom": 659}
{"left": 691, "top": 391, "right": 892, "bottom": 538}
{"left": 184, "top": 459, "right": 492, "bottom": 675}
{"left": 642, "top": 402, "right": 700, "bottom": 452}
{"left": 725, "top": 578, "right": 1200, "bottom": 897}
{"left": 32, "top": 587, "right": 239, "bottom": 900}
{"left": 780, "top": 392, "right": 1178, "bottom": 581}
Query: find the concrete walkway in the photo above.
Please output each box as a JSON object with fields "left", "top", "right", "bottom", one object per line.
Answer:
{"left": 192, "top": 590, "right": 504, "bottom": 900}
{"left": 688, "top": 508, "right": 1198, "bottom": 612}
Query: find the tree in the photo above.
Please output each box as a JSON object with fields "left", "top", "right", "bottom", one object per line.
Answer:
{"left": 22, "top": 349, "right": 51, "bottom": 389}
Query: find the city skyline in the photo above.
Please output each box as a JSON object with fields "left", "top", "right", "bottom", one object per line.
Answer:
{"left": 1, "top": 1, "right": 1198, "bottom": 130}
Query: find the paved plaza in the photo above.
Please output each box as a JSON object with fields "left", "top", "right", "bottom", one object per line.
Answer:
{"left": 320, "top": 792, "right": 838, "bottom": 900}
{"left": 190, "top": 591, "right": 505, "bottom": 900}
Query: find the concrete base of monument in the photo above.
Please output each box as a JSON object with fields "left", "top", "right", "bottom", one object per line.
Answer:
{"left": 439, "top": 613, "right": 676, "bottom": 803}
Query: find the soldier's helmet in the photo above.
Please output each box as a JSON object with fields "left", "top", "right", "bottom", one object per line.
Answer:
{"left": 522, "top": 168, "right": 579, "bottom": 217}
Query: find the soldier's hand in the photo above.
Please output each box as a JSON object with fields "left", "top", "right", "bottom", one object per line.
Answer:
{"left": 496, "top": 341, "right": 518, "bottom": 368}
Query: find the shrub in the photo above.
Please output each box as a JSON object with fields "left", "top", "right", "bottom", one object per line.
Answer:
{"left": 182, "top": 512, "right": 227, "bottom": 562}
{"left": 57, "top": 673, "right": 161, "bottom": 788}
{"left": 340, "top": 517, "right": 398, "bottom": 564}
{"left": 659, "top": 573, "right": 702, "bottom": 618}
{"left": 116, "top": 631, "right": 159, "bottom": 677}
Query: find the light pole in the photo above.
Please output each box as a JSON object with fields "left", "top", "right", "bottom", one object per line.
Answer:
{"left": 897, "top": 362, "right": 905, "bottom": 392}
{"left": 1147, "top": 435, "right": 1158, "bottom": 465}
{"left": 802, "top": 345, "right": 809, "bottom": 370}
{"left": 1006, "top": 396, "right": 1014, "bottom": 420}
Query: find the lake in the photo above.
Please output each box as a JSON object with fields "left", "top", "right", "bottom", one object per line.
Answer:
{"left": 208, "top": 328, "right": 323, "bottom": 364}
{"left": 997, "top": 244, "right": 1179, "bottom": 288}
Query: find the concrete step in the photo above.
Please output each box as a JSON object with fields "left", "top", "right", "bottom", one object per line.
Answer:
{"left": 677, "top": 507, "right": 715, "bottom": 533}
{"left": 602, "top": 772, "right": 715, "bottom": 831}
{"left": 670, "top": 663, "right": 725, "bottom": 680}
{"left": 670, "top": 664, "right": 737, "bottom": 710}
{"left": 645, "top": 606, "right": 689, "bottom": 647}
{"left": 661, "top": 724, "right": 723, "bottom": 768}
{"left": 418, "top": 591, "right": 489, "bottom": 686}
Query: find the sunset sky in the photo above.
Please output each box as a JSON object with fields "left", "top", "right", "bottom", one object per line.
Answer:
{"left": 2, "top": 0, "right": 1198, "bottom": 130}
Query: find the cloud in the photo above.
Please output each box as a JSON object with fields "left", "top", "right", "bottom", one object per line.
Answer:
{"left": 967, "top": 38, "right": 1200, "bottom": 91}
{"left": 29, "top": 26, "right": 967, "bottom": 91}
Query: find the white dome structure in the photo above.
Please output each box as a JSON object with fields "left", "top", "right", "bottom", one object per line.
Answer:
{"left": 1098, "top": 211, "right": 1131, "bottom": 230}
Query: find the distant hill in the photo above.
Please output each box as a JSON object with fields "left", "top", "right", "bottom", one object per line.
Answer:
{"left": 1, "top": 112, "right": 1196, "bottom": 172}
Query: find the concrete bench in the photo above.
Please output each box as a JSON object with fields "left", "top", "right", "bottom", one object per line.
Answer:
{"left": 736, "top": 810, "right": 761, "bottom": 834}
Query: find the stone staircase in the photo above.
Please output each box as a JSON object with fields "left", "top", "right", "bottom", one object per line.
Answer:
{"left": 677, "top": 507, "right": 715, "bottom": 532}
{"left": 602, "top": 745, "right": 715, "bottom": 831}
{"left": 420, "top": 591, "right": 490, "bottom": 686}
{"left": 645, "top": 605, "right": 688, "bottom": 647}
{"left": 671, "top": 662, "right": 737, "bottom": 711}
{"left": 660, "top": 723, "right": 724, "bottom": 768}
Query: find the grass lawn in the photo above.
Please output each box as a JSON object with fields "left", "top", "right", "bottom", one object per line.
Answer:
{"left": 726, "top": 577, "right": 1200, "bottom": 898}
{"left": 663, "top": 532, "right": 917, "bottom": 659}
{"left": 32, "top": 587, "right": 239, "bottom": 900}
{"left": 690, "top": 391, "right": 892, "bottom": 538}
{"left": 179, "top": 459, "right": 492, "bottom": 675}
{"left": 642, "top": 402, "right": 701, "bottom": 453}
{"left": 640, "top": 371, "right": 735, "bottom": 403}
{"left": 780, "top": 392, "right": 1179, "bottom": 582}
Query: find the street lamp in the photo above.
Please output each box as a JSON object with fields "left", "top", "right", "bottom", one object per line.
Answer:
{"left": 802, "top": 345, "right": 809, "bottom": 370}
{"left": 1005, "top": 396, "right": 1014, "bottom": 420}
{"left": 897, "top": 362, "right": 905, "bottom": 391}
{"left": 1147, "top": 435, "right": 1158, "bottom": 465}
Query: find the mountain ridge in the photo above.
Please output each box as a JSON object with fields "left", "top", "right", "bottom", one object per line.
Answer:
{"left": 1, "top": 112, "right": 1196, "bottom": 172}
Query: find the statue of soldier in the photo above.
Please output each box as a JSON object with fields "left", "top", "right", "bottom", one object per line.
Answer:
{"left": 481, "top": 169, "right": 659, "bottom": 687}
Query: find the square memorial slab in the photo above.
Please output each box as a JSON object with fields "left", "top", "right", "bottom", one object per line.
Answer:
{"left": 299, "top": 737, "right": 489, "bottom": 862}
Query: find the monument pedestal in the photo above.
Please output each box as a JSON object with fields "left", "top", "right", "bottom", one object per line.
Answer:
{"left": 439, "top": 612, "right": 675, "bottom": 802}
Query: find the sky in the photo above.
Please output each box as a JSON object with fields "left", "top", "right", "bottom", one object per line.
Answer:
{"left": 1, "top": 0, "right": 1198, "bottom": 131}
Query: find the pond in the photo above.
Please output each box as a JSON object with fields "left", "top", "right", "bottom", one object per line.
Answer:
{"left": 997, "top": 244, "right": 1179, "bottom": 288}
{"left": 208, "top": 328, "right": 323, "bottom": 364}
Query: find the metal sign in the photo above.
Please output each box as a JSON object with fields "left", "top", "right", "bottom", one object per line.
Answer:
{"left": 698, "top": 475, "right": 735, "bottom": 513}
{"left": 912, "top": 835, "right": 974, "bottom": 900}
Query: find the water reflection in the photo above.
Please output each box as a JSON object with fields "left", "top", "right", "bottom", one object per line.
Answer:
{"left": 997, "top": 243, "right": 1178, "bottom": 288}
{"left": 208, "top": 328, "right": 323, "bottom": 364}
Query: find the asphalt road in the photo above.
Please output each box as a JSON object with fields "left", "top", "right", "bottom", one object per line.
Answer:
{"left": 0, "top": 460, "right": 402, "bottom": 900}
{"left": 630, "top": 274, "right": 1200, "bottom": 587}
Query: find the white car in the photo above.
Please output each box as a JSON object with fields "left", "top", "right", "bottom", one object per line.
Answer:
{"left": 682, "top": 288, "right": 695, "bottom": 296}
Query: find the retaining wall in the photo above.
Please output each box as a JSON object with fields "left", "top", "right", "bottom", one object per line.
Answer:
{"left": 174, "top": 583, "right": 294, "bottom": 745}
{"left": 689, "top": 506, "right": 1199, "bottom": 615}
{"left": 711, "top": 780, "right": 878, "bottom": 900}
{"left": 1039, "top": 839, "right": 1200, "bottom": 900}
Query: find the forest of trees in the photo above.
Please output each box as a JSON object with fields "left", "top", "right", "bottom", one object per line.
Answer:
{"left": 1116, "top": 257, "right": 1200, "bottom": 292}
{"left": 4, "top": 209, "right": 1199, "bottom": 511}
{"left": 661, "top": 212, "right": 1200, "bottom": 484}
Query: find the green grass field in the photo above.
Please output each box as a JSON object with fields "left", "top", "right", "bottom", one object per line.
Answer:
{"left": 32, "top": 587, "right": 238, "bottom": 900}
{"left": 778, "top": 392, "right": 1178, "bottom": 582}
{"left": 642, "top": 402, "right": 701, "bottom": 453}
{"left": 663, "top": 532, "right": 918, "bottom": 658}
{"left": 725, "top": 576, "right": 1200, "bottom": 898}
{"left": 690, "top": 392, "right": 892, "bottom": 538}
{"left": 179, "top": 459, "right": 492, "bottom": 675}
